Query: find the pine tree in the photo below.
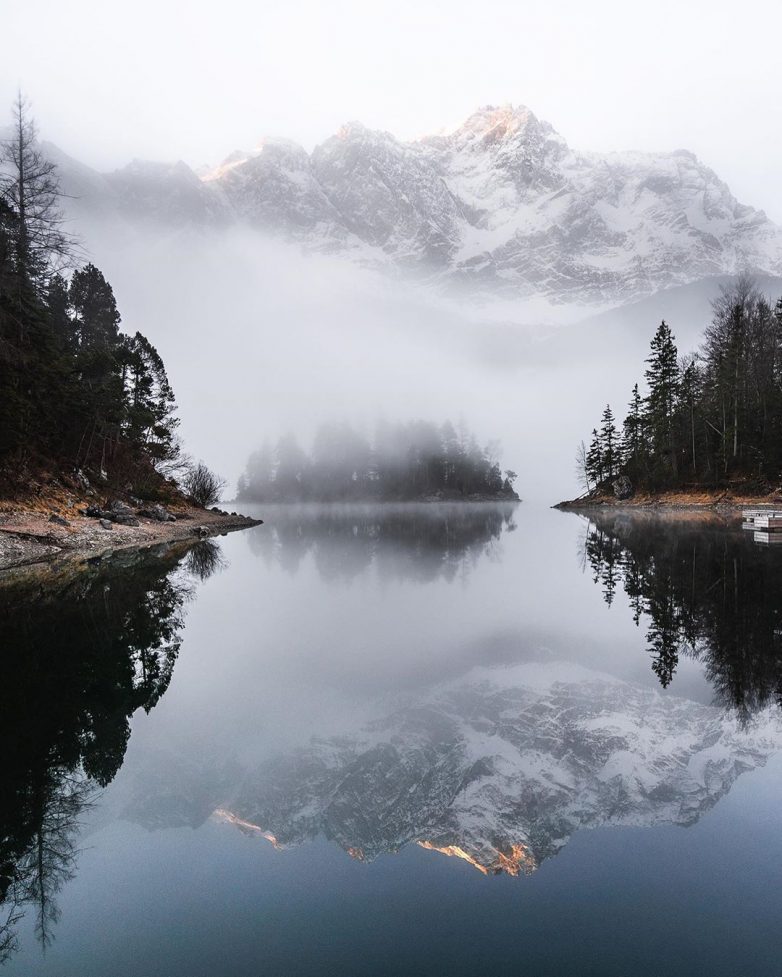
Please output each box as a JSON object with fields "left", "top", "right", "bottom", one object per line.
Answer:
{"left": 70, "top": 264, "right": 120, "bottom": 350}
{"left": 644, "top": 320, "right": 680, "bottom": 484}
{"left": 586, "top": 428, "right": 603, "bottom": 487}
{"left": 599, "top": 405, "right": 618, "bottom": 480}
{"left": 70, "top": 266, "right": 124, "bottom": 471}
{"left": 677, "top": 357, "right": 701, "bottom": 478}
{"left": 121, "top": 332, "right": 179, "bottom": 469}
{"left": 622, "top": 383, "right": 644, "bottom": 477}
{"left": 46, "top": 274, "right": 75, "bottom": 354}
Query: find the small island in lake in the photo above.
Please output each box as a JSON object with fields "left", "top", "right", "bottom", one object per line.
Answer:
{"left": 560, "top": 276, "right": 782, "bottom": 511}
{"left": 237, "top": 420, "right": 520, "bottom": 503}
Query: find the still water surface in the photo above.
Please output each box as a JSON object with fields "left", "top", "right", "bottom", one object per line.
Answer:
{"left": 2, "top": 504, "right": 782, "bottom": 976}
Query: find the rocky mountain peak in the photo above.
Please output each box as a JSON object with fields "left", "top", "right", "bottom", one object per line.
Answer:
{"left": 51, "top": 104, "right": 782, "bottom": 307}
{"left": 448, "top": 103, "right": 544, "bottom": 143}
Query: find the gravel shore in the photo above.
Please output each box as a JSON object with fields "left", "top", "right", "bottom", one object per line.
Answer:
{"left": 0, "top": 500, "right": 261, "bottom": 572}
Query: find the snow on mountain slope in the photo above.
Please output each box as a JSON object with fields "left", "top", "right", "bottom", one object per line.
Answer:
{"left": 310, "top": 122, "right": 466, "bottom": 264}
{"left": 202, "top": 137, "right": 354, "bottom": 247}
{"left": 215, "top": 661, "right": 780, "bottom": 875}
{"left": 52, "top": 104, "right": 782, "bottom": 307}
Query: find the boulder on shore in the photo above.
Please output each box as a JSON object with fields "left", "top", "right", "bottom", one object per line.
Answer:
{"left": 138, "top": 504, "right": 176, "bottom": 523}
{"left": 84, "top": 500, "right": 140, "bottom": 526}
{"left": 613, "top": 475, "right": 634, "bottom": 500}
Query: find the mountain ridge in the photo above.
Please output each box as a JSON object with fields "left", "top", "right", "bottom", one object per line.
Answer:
{"left": 43, "top": 104, "right": 782, "bottom": 307}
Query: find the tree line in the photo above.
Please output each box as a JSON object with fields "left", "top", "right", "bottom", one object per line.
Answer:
{"left": 237, "top": 420, "right": 519, "bottom": 502}
{"left": 0, "top": 93, "right": 183, "bottom": 496}
{"left": 578, "top": 276, "right": 782, "bottom": 494}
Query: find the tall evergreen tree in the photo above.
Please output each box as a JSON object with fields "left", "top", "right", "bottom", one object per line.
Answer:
{"left": 121, "top": 332, "right": 179, "bottom": 470}
{"left": 621, "top": 383, "right": 644, "bottom": 477}
{"left": 643, "top": 320, "right": 680, "bottom": 483}
{"left": 677, "top": 356, "right": 702, "bottom": 479}
{"left": 585, "top": 428, "right": 603, "bottom": 488}
{"left": 599, "top": 405, "right": 618, "bottom": 480}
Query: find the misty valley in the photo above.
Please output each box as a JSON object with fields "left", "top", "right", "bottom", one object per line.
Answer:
{"left": 3, "top": 10, "right": 782, "bottom": 970}
{"left": 2, "top": 505, "right": 782, "bottom": 976}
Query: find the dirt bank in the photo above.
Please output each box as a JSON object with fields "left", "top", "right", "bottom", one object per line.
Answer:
{"left": 555, "top": 487, "right": 782, "bottom": 513}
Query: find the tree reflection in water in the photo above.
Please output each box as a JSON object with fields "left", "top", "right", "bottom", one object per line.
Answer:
{"left": 248, "top": 502, "right": 518, "bottom": 583}
{"left": 581, "top": 511, "right": 782, "bottom": 714}
{"left": 0, "top": 540, "right": 224, "bottom": 961}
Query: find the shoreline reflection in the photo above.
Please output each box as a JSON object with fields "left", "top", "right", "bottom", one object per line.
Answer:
{"left": 580, "top": 511, "right": 782, "bottom": 715}
{"left": 0, "top": 541, "right": 224, "bottom": 962}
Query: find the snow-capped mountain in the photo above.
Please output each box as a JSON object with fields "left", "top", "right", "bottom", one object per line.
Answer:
{"left": 212, "top": 662, "right": 780, "bottom": 875}
{"left": 53, "top": 105, "right": 782, "bottom": 307}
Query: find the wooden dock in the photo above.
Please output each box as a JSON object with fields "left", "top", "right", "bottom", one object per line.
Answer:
{"left": 754, "top": 531, "right": 782, "bottom": 545}
{"left": 742, "top": 510, "right": 782, "bottom": 544}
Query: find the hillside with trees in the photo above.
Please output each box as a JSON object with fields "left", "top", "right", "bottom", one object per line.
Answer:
{"left": 237, "top": 420, "right": 519, "bottom": 502}
{"left": 0, "top": 94, "right": 208, "bottom": 503}
{"left": 576, "top": 276, "right": 782, "bottom": 499}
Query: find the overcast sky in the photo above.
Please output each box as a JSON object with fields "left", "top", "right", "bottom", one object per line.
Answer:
{"left": 3, "top": 0, "right": 782, "bottom": 220}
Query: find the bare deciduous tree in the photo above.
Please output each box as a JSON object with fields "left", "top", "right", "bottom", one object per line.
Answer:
{"left": 182, "top": 461, "right": 226, "bottom": 508}
{"left": 0, "top": 91, "right": 75, "bottom": 288}
{"left": 575, "top": 439, "right": 591, "bottom": 492}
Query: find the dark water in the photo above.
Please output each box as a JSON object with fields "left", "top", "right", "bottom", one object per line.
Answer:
{"left": 2, "top": 504, "right": 782, "bottom": 976}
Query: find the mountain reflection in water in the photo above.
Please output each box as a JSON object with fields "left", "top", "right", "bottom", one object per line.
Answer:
{"left": 580, "top": 511, "right": 782, "bottom": 715}
{"left": 0, "top": 541, "right": 224, "bottom": 963}
{"left": 5, "top": 505, "right": 782, "bottom": 975}
{"left": 211, "top": 660, "right": 779, "bottom": 876}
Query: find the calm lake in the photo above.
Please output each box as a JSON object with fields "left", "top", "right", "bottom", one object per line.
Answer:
{"left": 3, "top": 503, "right": 782, "bottom": 977}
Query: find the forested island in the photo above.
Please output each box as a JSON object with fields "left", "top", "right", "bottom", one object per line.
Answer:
{"left": 0, "top": 94, "right": 252, "bottom": 566}
{"left": 237, "top": 420, "right": 520, "bottom": 503}
{"left": 570, "top": 276, "right": 782, "bottom": 506}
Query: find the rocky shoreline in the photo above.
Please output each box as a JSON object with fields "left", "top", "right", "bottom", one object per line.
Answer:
{"left": 0, "top": 497, "right": 262, "bottom": 573}
{"left": 555, "top": 488, "right": 782, "bottom": 513}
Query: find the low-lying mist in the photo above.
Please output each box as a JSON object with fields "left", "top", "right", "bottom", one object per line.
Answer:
{"left": 73, "top": 219, "right": 762, "bottom": 503}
